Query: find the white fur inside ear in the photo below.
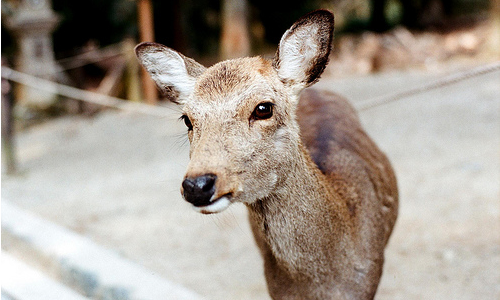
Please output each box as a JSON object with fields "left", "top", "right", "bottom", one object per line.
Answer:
{"left": 276, "top": 24, "right": 320, "bottom": 85}
{"left": 140, "top": 48, "right": 196, "bottom": 102}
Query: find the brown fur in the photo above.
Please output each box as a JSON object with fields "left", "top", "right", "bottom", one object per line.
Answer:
{"left": 247, "top": 88, "right": 398, "bottom": 299}
{"left": 136, "top": 9, "right": 398, "bottom": 300}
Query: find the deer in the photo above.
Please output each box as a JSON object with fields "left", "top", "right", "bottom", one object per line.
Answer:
{"left": 135, "top": 9, "right": 398, "bottom": 300}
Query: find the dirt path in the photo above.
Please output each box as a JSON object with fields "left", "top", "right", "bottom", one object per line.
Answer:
{"left": 2, "top": 65, "right": 499, "bottom": 299}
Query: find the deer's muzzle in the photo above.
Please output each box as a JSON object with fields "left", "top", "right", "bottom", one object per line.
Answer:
{"left": 182, "top": 174, "right": 217, "bottom": 207}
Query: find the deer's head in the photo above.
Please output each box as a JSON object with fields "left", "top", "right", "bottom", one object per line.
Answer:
{"left": 136, "top": 10, "right": 334, "bottom": 214}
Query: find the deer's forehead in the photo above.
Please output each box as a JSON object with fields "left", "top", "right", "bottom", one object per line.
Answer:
{"left": 193, "top": 57, "right": 276, "bottom": 99}
{"left": 186, "top": 85, "right": 277, "bottom": 119}
{"left": 186, "top": 57, "right": 280, "bottom": 116}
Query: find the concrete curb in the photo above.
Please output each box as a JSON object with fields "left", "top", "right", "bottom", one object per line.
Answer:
{"left": 2, "top": 252, "right": 89, "bottom": 300}
{"left": 1, "top": 201, "right": 205, "bottom": 300}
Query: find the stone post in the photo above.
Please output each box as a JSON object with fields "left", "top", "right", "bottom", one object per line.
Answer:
{"left": 4, "top": 0, "right": 60, "bottom": 109}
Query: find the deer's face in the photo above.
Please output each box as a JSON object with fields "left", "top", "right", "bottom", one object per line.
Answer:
{"left": 179, "top": 58, "right": 299, "bottom": 213}
{"left": 136, "top": 10, "right": 334, "bottom": 213}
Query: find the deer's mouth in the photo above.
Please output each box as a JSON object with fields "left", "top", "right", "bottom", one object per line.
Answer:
{"left": 192, "top": 194, "right": 233, "bottom": 214}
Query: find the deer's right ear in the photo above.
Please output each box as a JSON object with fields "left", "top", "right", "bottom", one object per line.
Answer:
{"left": 135, "top": 42, "right": 206, "bottom": 104}
{"left": 273, "top": 10, "right": 334, "bottom": 94}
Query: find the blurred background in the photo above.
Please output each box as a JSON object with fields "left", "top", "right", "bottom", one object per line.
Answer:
{"left": 1, "top": 0, "right": 498, "bottom": 117}
{"left": 1, "top": 1, "right": 499, "bottom": 300}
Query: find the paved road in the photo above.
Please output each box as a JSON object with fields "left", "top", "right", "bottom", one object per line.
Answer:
{"left": 2, "top": 65, "right": 499, "bottom": 299}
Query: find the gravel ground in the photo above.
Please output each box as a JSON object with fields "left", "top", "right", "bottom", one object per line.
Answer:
{"left": 2, "top": 64, "right": 499, "bottom": 299}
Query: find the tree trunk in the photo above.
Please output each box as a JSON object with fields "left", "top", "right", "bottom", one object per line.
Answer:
{"left": 220, "top": 0, "right": 251, "bottom": 60}
{"left": 137, "top": 0, "right": 158, "bottom": 104}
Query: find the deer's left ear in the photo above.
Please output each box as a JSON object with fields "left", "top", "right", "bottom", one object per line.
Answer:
{"left": 273, "top": 10, "right": 334, "bottom": 92}
{"left": 135, "top": 42, "right": 206, "bottom": 104}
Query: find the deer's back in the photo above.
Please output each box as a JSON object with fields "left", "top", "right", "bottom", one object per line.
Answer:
{"left": 297, "top": 88, "right": 398, "bottom": 251}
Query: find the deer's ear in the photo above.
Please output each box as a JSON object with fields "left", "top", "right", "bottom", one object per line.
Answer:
{"left": 135, "top": 42, "right": 206, "bottom": 104}
{"left": 273, "top": 10, "right": 334, "bottom": 92}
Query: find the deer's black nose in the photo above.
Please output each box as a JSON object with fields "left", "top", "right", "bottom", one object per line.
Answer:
{"left": 182, "top": 174, "right": 217, "bottom": 207}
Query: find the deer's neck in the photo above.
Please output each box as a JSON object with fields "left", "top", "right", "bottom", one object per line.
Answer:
{"left": 247, "top": 143, "right": 353, "bottom": 277}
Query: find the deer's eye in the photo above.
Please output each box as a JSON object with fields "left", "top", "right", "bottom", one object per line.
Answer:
{"left": 180, "top": 115, "right": 193, "bottom": 131}
{"left": 252, "top": 102, "right": 274, "bottom": 120}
